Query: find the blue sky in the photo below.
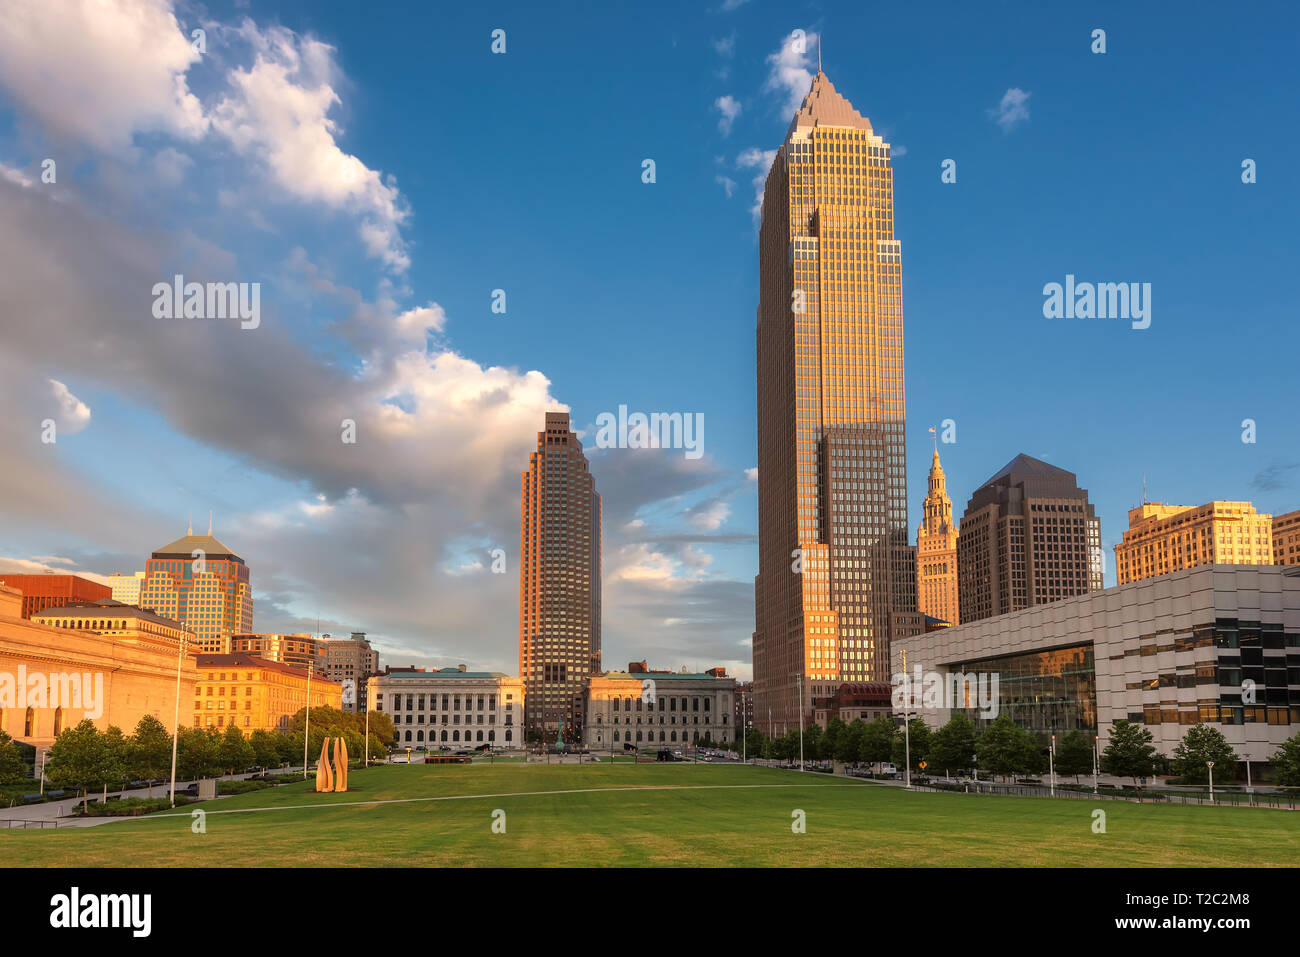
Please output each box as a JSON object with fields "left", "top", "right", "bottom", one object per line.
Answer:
{"left": 0, "top": 0, "right": 1296, "bottom": 678}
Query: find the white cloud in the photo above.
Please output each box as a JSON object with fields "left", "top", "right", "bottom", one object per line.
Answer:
{"left": 763, "top": 29, "right": 819, "bottom": 117}
{"left": 685, "top": 500, "right": 730, "bottom": 531}
{"left": 0, "top": 162, "right": 35, "bottom": 188}
{"left": 0, "top": 0, "right": 207, "bottom": 152}
{"left": 210, "top": 23, "right": 411, "bottom": 271}
{"left": 714, "top": 94, "right": 742, "bottom": 135}
{"left": 736, "top": 146, "right": 777, "bottom": 222}
{"left": 744, "top": 467, "right": 757, "bottom": 482}
{"left": 48, "top": 378, "right": 90, "bottom": 435}
{"left": 991, "top": 87, "right": 1031, "bottom": 132}
{"left": 721, "top": 0, "right": 752, "bottom": 11}
{"left": 715, "top": 175, "right": 736, "bottom": 198}
{"left": 713, "top": 33, "right": 736, "bottom": 58}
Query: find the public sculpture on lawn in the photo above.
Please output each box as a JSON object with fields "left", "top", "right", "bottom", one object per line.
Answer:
{"left": 315, "top": 738, "right": 333, "bottom": 792}
{"left": 314, "top": 737, "right": 349, "bottom": 793}
{"left": 333, "top": 737, "right": 348, "bottom": 792}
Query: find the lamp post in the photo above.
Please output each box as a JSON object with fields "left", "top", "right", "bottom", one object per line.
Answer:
{"left": 797, "top": 672, "right": 804, "bottom": 772}
{"left": 1207, "top": 760, "right": 1215, "bottom": 802}
{"left": 894, "top": 711, "right": 917, "bottom": 789}
{"left": 364, "top": 700, "right": 369, "bottom": 768}
{"left": 1093, "top": 735, "right": 1100, "bottom": 793}
{"left": 1049, "top": 734, "right": 1056, "bottom": 797}
{"left": 302, "top": 665, "right": 312, "bottom": 779}
{"left": 168, "top": 632, "right": 187, "bottom": 808}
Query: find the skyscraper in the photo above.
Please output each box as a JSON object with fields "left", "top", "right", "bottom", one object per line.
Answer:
{"left": 957, "top": 453, "right": 1103, "bottom": 623}
{"left": 753, "top": 71, "right": 916, "bottom": 733}
{"left": 519, "top": 411, "right": 602, "bottom": 741}
{"left": 916, "top": 448, "right": 960, "bottom": 625}
{"left": 139, "top": 523, "right": 253, "bottom": 654}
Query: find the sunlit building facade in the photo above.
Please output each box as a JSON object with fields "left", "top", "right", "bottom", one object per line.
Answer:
{"left": 753, "top": 70, "right": 916, "bottom": 733}
{"left": 519, "top": 411, "right": 602, "bottom": 740}
{"left": 140, "top": 528, "right": 253, "bottom": 655}
{"left": 192, "top": 653, "right": 340, "bottom": 734}
{"left": 1275, "top": 509, "right": 1300, "bottom": 567}
{"left": 916, "top": 448, "right": 960, "bottom": 625}
{"left": 1115, "top": 501, "right": 1273, "bottom": 584}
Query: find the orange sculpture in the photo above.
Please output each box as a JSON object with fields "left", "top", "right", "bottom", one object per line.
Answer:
{"left": 333, "top": 737, "right": 349, "bottom": 792}
{"left": 315, "top": 738, "right": 333, "bottom": 792}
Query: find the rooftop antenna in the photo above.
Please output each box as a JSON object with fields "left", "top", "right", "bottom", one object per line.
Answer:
{"left": 1142, "top": 473, "right": 1147, "bottom": 505}
{"left": 187, "top": 511, "right": 193, "bottom": 536}
{"left": 208, "top": 510, "right": 213, "bottom": 536}
{"left": 817, "top": 35, "right": 822, "bottom": 73}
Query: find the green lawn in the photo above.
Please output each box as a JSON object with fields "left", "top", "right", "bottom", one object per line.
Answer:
{"left": 3, "top": 763, "right": 1296, "bottom": 867}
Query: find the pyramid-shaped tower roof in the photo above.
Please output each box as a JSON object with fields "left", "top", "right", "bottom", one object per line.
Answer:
{"left": 788, "top": 71, "right": 874, "bottom": 135}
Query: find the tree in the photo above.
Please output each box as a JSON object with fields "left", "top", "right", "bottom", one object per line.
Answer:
{"left": 177, "top": 727, "right": 222, "bottom": 782}
{"left": 974, "top": 715, "right": 1035, "bottom": 782}
{"left": 837, "top": 719, "right": 866, "bottom": 764}
{"left": 98, "top": 725, "right": 133, "bottom": 800}
{"left": 891, "top": 718, "right": 932, "bottom": 771}
{"left": 859, "top": 716, "right": 898, "bottom": 767}
{"left": 44, "top": 719, "right": 105, "bottom": 808}
{"left": 1172, "top": 723, "right": 1237, "bottom": 785}
{"left": 277, "top": 730, "right": 304, "bottom": 768}
{"left": 0, "top": 730, "right": 29, "bottom": 784}
{"left": 1270, "top": 732, "right": 1300, "bottom": 788}
{"left": 219, "top": 725, "right": 255, "bottom": 775}
{"left": 131, "top": 715, "right": 172, "bottom": 797}
{"left": 249, "top": 729, "right": 281, "bottom": 769}
{"left": 1100, "top": 719, "right": 1160, "bottom": 786}
{"left": 801, "top": 723, "right": 823, "bottom": 762}
{"left": 929, "top": 713, "right": 978, "bottom": 775}
{"left": 1054, "top": 730, "right": 1094, "bottom": 784}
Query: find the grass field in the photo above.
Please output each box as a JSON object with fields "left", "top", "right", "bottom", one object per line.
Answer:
{"left": 3, "top": 762, "right": 1297, "bottom": 867}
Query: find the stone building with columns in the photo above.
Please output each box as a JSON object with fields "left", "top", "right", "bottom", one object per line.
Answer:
{"left": 584, "top": 668, "right": 736, "bottom": 750}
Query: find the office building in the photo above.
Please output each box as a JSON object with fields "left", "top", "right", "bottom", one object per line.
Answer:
{"left": 1115, "top": 501, "right": 1273, "bottom": 584}
{"left": 192, "top": 653, "right": 341, "bottom": 734}
{"left": 106, "top": 571, "right": 146, "bottom": 606}
{"left": 229, "top": 633, "right": 324, "bottom": 673}
{"left": 1272, "top": 508, "right": 1300, "bottom": 567}
{"left": 957, "top": 454, "right": 1102, "bottom": 624}
{"left": 519, "top": 411, "right": 602, "bottom": 741}
{"left": 753, "top": 69, "right": 916, "bottom": 734}
{"left": 140, "top": 523, "right": 253, "bottom": 654}
{"left": 323, "top": 632, "right": 380, "bottom": 712}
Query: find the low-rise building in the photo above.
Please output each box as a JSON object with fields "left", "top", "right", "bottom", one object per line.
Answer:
{"left": 1, "top": 587, "right": 197, "bottom": 749}
{"left": 894, "top": 565, "right": 1300, "bottom": 769}
{"left": 0, "top": 573, "right": 111, "bottom": 619}
{"left": 811, "top": 682, "right": 894, "bottom": 726}
{"left": 368, "top": 667, "right": 524, "bottom": 748}
{"left": 229, "top": 633, "right": 325, "bottom": 673}
{"left": 1115, "top": 501, "right": 1274, "bottom": 584}
{"left": 584, "top": 669, "right": 736, "bottom": 750}
{"left": 192, "top": 653, "right": 341, "bottom": 734}
{"left": 323, "top": 632, "right": 380, "bottom": 713}
{"left": 1274, "top": 509, "right": 1300, "bottom": 567}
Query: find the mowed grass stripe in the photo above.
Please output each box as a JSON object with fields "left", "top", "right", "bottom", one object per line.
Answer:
{"left": 2, "top": 763, "right": 1296, "bottom": 867}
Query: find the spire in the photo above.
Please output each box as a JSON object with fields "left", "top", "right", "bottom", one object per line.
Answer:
{"left": 208, "top": 511, "right": 213, "bottom": 536}
{"left": 817, "top": 34, "right": 822, "bottom": 74}
{"left": 788, "top": 70, "right": 873, "bottom": 134}
{"left": 187, "top": 511, "right": 193, "bottom": 536}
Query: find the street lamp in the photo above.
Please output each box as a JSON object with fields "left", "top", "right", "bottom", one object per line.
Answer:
{"left": 168, "top": 631, "right": 187, "bottom": 808}
{"left": 1049, "top": 734, "right": 1056, "bottom": 797}
{"left": 1207, "top": 760, "right": 1215, "bottom": 801}
{"left": 302, "top": 664, "right": 312, "bottom": 779}
{"left": 893, "top": 711, "right": 917, "bottom": 789}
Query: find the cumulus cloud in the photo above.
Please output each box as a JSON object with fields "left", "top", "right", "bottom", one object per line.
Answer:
{"left": 991, "top": 87, "right": 1031, "bottom": 132}
{"left": 714, "top": 94, "right": 742, "bottom": 135}
{"left": 210, "top": 22, "right": 411, "bottom": 271}
{"left": 47, "top": 379, "right": 90, "bottom": 435}
{"left": 0, "top": 0, "right": 207, "bottom": 152}
{"left": 763, "top": 29, "right": 819, "bottom": 117}
{"left": 736, "top": 146, "right": 777, "bottom": 222}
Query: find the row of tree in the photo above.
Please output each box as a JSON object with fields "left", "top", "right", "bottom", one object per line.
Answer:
{"left": 727, "top": 714, "right": 1300, "bottom": 787}
{"left": 0, "top": 706, "right": 396, "bottom": 806}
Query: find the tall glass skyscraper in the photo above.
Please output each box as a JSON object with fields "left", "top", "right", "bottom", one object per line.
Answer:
{"left": 519, "top": 411, "right": 602, "bottom": 742}
{"left": 753, "top": 71, "right": 917, "bottom": 734}
{"left": 139, "top": 524, "right": 253, "bottom": 654}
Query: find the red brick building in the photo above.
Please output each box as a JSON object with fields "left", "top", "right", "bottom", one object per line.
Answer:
{"left": 0, "top": 573, "right": 111, "bottom": 619}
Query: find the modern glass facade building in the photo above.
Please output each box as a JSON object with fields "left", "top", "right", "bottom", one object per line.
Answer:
{"left": 140, "top": 528, "right": 253, "bottom": 655}
{"left": 896, "top": 565, "right": 1300, "bottom": 765}
{"left": 753, "top": 70, "right": 916, "bottom": 734}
